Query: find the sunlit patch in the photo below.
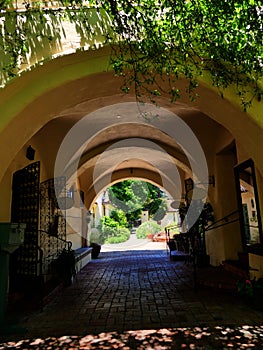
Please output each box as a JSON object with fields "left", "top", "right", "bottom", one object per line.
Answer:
{"left": 1, "top": 326, "right": 263, "bottom": 349}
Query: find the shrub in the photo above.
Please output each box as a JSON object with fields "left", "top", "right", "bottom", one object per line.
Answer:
{"left": 105, "top": 235, "right": 127, "bottom": 244}
{"left": 101, "top": 216, "right": 119, "bottom": 228}
{"left": 110, "top": 209, "right": 128, "bottom": 227}
{"left": 119, "top": 227, "right": 130, "bottom": 239}
{"left": 90, "top": 228, "right": 105, "bottom": 245}
{"left": 104, "top": 227, "right": 131, "bottom": 244}
{"left": 101, "top": 225, "right": 117, "bottom": 237}
{"left": 136, "top": 221, "right": 161, "bottom": 239}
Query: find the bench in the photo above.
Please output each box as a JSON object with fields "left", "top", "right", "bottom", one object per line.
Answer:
{"left": 74, "top": 247, "right": 93, "bottom": 274}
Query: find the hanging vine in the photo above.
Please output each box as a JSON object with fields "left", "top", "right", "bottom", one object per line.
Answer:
{"left": 0, "top": 0, "right": 262, "bottom": 110}
{"left": 100, "top": 0, "right": 263, "bottom": 110}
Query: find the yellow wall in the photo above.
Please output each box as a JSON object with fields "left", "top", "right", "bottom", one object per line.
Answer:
{"left": 249, "top": 254, "right": 263, "bottom": 280}
{"left": 0, "top": 12, "right": 263, "bottom": 261}
{"left": 66, "top": 207, "right": 84, "bottom": 250}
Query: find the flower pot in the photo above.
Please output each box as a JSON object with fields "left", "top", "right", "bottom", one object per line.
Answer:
{"left": 147, "top": 234, "right": 154, "bottom": 241}
{"left": 90, "top": 243, "right": 101, "bottom": 259}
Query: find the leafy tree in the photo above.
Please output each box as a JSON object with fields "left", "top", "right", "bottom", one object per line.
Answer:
{"left": 108, "top": 180, "right": 167, "bottom": 223}
{"left": 100, "top": 216, "right": 118, "bottom": 241}
{"left": 149, "top": 198, "right": 167, "bottom": 221}
{"left": 110, "top": 209, "right": 128, "bottom": 227}
{"left": 100, "top": 212, "right": 130, "bottom": 244}
{"left": 109, "top": 180, "right": 134, "bottom": 203}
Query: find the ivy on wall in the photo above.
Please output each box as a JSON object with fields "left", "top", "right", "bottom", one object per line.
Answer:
{"left": 0, "top": 0, "right": 262, "bottom": 109}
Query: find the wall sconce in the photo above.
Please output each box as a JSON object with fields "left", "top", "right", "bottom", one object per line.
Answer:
{"left": 26, "top": 145, "right": 35, "bottom": 160}
{"left": 187, "top": 176, "right": 215, "bottom": 201}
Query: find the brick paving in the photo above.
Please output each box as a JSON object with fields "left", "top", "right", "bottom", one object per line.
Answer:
{"left": 2, "top": 248, "right": 263, "bottom": 344}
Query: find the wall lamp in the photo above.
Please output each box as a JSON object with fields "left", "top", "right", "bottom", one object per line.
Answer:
{"left": 171, "top": 175, "right": 215, "bottom": 208}
{"left": 26, "top": 145, "right": 35, "bottom": 160}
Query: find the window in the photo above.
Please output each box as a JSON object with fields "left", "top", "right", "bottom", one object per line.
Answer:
{"left": 234, "top": 159, "right": 263, "bottom": 251}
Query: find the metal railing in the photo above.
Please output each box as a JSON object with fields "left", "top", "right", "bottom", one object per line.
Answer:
{"left": 39, "top": 229, "right": 72, "bottom": 275}
{"left": 205, "top": 210, "right": 240, "bottom": 231}
{"left": 165, "top": 210, "right": 242, "bottom": 289}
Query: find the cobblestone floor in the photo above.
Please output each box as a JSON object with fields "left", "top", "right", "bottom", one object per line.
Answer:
{"left": 1, "top": 249, "right": 263, "bottom": 348}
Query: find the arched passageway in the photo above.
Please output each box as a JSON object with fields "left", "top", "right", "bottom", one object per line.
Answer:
{"left": 0, "top": 2, "right": 262, "bottom": 344}
{"left": 1, "top": 49, "right": 263, "bottom": 340}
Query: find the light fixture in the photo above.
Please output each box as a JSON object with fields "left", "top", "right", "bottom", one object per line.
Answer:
{"left": 26, "top": 145, "right": 35, "bottom": 160}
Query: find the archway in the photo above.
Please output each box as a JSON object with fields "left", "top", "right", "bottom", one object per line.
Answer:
{"left": 0, "top": 50, "right": 262, "bottom": 287}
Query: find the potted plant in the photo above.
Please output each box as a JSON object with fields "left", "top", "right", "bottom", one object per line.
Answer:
{"left": 147, "top": 233, "right": 154, "bottom": 241}
{"left": 237, "top": 278, "right": 263, "bottom": 311}
{"left": 90, "top": 242, "right": 101, "bottom": 259}
{"left": 52, "top": 248, "right": 76, "bottom": 286}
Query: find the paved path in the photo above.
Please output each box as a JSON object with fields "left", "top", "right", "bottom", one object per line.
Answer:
{"left": 1, "top": 247, "right": 263, "bottom": 347}
{"left": 101, "top": 234, "right": 167, "bottom": 252}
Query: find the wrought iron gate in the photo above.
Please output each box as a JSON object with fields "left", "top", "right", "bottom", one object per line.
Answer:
{"left": 40, "top": 177, "right": 68, "bottom": 274}
{"left": 9, "top": 161, "right": 41, "bottom": 291}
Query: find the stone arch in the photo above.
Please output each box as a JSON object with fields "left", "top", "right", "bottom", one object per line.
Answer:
{"left": 0, "top": 48, "right": 262, "bottom": 236}
{"left": 0, "top": 48, "right": 263, "bottom": 186}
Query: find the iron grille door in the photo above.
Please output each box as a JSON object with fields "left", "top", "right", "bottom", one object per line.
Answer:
{"left": 40, "top": 177, "right": 67, "bottom": 274}
{"left": 10, "top": 161, "right": 40, "bottom": 290}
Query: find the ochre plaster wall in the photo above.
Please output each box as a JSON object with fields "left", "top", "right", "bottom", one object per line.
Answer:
{"left": 249, "top": 254, "right": 263, "bottom": 280}
{"left": 66, "top": 207, "right": 84, "bottom": 250}
{"left": 0, "top": 35, "right": 262, "bottom": 262}
{"left": 206, "top": 150, "right": 243, "bottom": 265}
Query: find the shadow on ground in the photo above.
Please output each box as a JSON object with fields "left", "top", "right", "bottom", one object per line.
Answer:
{"left": 1, "top": 250, "right": 263, "bottom": 348}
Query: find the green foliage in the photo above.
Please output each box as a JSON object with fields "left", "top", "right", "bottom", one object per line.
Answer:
{"left": 105, "top": 227, "right": 130, "bottom": 243}
{"left": 101, "top": 224, "right": 116, "bottom": 237}
{"left": 108, "top": 180, "right": 149, "bottom": 220}
{"left": 0, "top": 1, "right": 262, "bottom": 108}
{"left": 119, "top": 227, "right": 130, "bottom": 238}
{"left": 148, "top": 198, "right": 167, "bottom": 221}
{"left": 109, "top": 180, "right": 134, "bottom": 203}
{"left": 90, "top": 219, "right": 118, "bottom": 245}
{"left": 105, "top": 236, "right": 124, "bottom": 244}
{"left": 90, "top": 228, "right": 104, "bottom": 245}
{"left": 109, "top": 180, "right": 167, "bottom": 224}
{"left": 110, "top": 209, "right": 128, "bottom": 227}
{"left": 136, "top": 221, "right": 161, "bottom": 239}
{"left": 101, "top": 215, "right": 119, "bottom": 228}
{"left": 99, "top": 213, "right": 130, "bottom": 243}
{"left": 102, "top": 0, "right": 263, "bottom": 109}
